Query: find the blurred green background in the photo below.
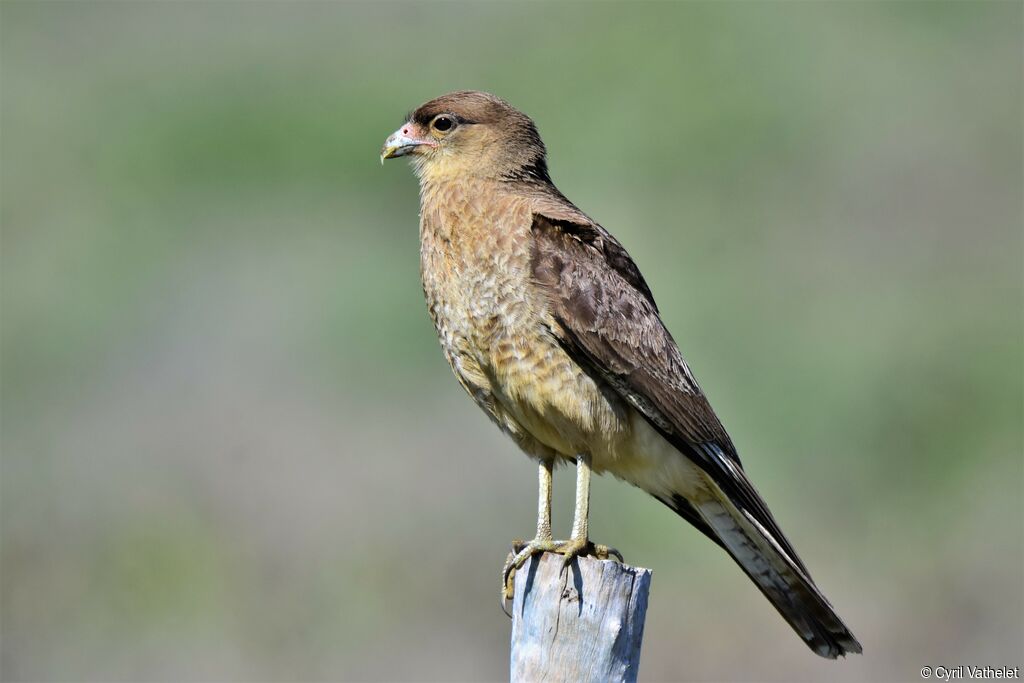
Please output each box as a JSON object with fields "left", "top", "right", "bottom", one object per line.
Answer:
{"left": 2, "top": 2, "right": 1021, "bottom": 681}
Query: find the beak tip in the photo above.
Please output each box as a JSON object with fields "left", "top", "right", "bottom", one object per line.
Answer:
{"left": 380, "top": 125, "right": 427, "bottom": 164}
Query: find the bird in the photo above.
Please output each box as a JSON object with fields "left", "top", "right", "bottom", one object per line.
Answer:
{"left": 380, "top": 90, "right": 862, "bottom": 659}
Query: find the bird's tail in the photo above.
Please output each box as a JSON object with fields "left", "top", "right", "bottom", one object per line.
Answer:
{"left": 661, "top": 474, "right": 862, "bottom": 659}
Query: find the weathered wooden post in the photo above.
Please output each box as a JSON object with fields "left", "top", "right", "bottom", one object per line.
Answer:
{"left": 509, "top": 552, "right": 653, "bottom": 683}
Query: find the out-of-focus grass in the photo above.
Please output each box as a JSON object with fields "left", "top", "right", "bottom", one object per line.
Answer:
{"left": 2, "top": 2, "right": 1021, "bottom": 681}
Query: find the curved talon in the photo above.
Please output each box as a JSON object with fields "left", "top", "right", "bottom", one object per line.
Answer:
{"left": 500, "top": 538, "right": 531, "bottom": 611}
{"left": 602, "top": 545, "right": 625, "bottom": 563}
{"left": 500, "top": 581, "right": 514, "bottom": 618}
{"left": 500, "top": 550, "right": 517, "bottom": 617}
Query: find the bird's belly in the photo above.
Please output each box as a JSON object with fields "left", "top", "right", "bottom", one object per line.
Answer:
{"left": 427, "top": 283, "right": 707, "bottom": 498}
{"left": 487, "top": 330, "right": 708, "bottom": 499}
{"left": 486, "top": 331, "right": 633, "bottom": 467}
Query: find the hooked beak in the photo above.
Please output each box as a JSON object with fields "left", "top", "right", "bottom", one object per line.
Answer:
{"left": 380, "top": 125, "right": 434, "bottom": 164}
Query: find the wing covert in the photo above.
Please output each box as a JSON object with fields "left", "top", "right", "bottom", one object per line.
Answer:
{"left": 530, "top": 212, "right": 812, "bottom": 576}
{"left": 530, "top": 212, "right": 736, "bottom": 457}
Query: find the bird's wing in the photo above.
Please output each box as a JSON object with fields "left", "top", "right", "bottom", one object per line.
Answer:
{"left": 530, "top": 211, "right": 809, "bottom": 575}
{"left": 530, "top": 211, "right": 735, "bottom": 456}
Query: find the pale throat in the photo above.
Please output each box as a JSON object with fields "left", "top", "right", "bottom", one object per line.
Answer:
{"left": 416, "top": 175, "right": 529, "bottom": 260}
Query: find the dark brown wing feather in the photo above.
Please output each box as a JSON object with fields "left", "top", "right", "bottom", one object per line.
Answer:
{"left": 529, "top": 211, "right": 810, "bottom": 576}
{"left": 529, "top": 211, "right": 867, "bottom": 658}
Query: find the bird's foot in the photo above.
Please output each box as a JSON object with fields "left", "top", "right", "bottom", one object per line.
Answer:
{"left": 500, "top": 537, "right": 624, "bottom": 615}
{"left": 554, "top": 538, "right": 624, "bottom": 574}
{"left": 501, "top": 537, "right": 565, "bottom": 614}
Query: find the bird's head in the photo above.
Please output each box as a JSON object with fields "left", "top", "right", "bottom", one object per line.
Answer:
{"left": 380, "top": 90, "right": 550, "bottom": 184}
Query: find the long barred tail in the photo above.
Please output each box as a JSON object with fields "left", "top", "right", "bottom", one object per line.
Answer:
{"left": 660, "top": 465, "right": 863, "bottom": 659}
{"left": 697, "top": 491, "right": 861, "bottom": 658}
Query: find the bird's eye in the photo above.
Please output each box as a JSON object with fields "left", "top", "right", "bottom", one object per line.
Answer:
{"left": 432, "top": 115, "right": 455, "bottom": 133}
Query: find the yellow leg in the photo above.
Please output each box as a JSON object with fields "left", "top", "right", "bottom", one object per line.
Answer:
{"left": 502, "top": 461, "right": 563, "bottom": 608}
{"left": 569, "top": 452, "right": 592, "bottom": 541}
{"left": 536, "top": 457, "right": 553, "bottom": 541}
{"left": 555, "top": 453, "right": 622, "bottom": 570}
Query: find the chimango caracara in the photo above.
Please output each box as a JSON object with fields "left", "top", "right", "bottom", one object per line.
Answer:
{"left": 381, "top": 90, "right": 861, "bottom": 658}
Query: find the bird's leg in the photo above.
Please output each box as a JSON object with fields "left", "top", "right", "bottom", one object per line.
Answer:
{"left": 570, "top": 451, "right": 592, "bottom": 540}
{"left": 555, "top": 453, "right": 623, "bottom": 570}
{"left": 501, "top": 460, "right": 564, "bottom": 606}
{"left": 500, "top": 456, "right": 624, "bottom": 611}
